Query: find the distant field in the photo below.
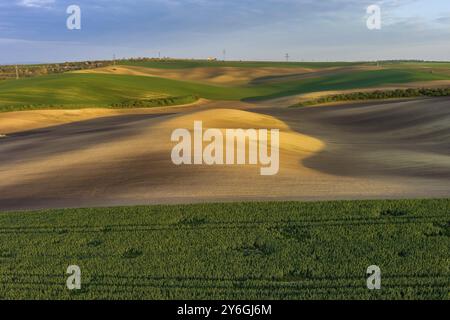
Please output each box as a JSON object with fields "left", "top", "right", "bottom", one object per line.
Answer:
{"left": 245, "top": 68, "right": 450, "bottom": 101}
{"left": 0, "top": 73, "right": 256, "bottom": 112}
{"left": 119, "top": 60, "right": 362, "bottom": 69}
{"left": 1, "top": 65, "right": 449, "bottom": 112}
{"left": 380, "top": 61, "right": 450, "bottom": 69}
{"left": 0, "top": 199, "right": 448, "bottom": 300}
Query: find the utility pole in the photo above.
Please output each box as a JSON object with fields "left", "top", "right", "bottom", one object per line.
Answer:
{"left": 222, "top": 49, "right": 226, "bottom": 61}
{"left": 285, "top": 53, "right": 290, "bottom": 62}
{"left": 15, "top": 65, "right": 19, "bottom": 80}
{"left": 158, "top": 52, "right": 161, "bottom": 59}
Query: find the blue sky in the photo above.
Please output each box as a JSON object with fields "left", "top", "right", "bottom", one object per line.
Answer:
{"left": 0, "top": 0, "right": 449, "bottom": 63}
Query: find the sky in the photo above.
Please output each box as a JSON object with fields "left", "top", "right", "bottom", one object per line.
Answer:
{"left": 0, "top": 0, "right": 449, "bottom": 64}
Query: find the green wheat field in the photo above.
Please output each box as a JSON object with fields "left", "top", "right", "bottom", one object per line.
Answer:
{"left": 0, "top": 199, "right": 448, "bottom": 300}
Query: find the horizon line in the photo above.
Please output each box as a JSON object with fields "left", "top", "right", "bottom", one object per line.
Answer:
{"left": 2, "top": 57, "right": 450, "bottom": 67}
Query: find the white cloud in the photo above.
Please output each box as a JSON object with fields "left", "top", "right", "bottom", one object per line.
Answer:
{"left": 18, "top": 0, "right": 55, "bottom": 8}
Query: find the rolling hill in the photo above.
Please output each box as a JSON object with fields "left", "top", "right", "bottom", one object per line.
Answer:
{"left": 1, "top": 61, "right": 450, "bottom": 112}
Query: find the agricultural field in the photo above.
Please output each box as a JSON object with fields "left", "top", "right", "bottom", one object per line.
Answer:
{"left": 0, "top": 199, "right": 449, "bottom": 300}
{"left": 0, "top": 59, "right": 449, "bottom": 301}
{"left": 2, "top": 0, "right": 450, "bottom": 304}
{"left": 1, "top": 60, "right": 450, "bottom": 112}
{"left": 119, "top": 59, "right": 363, "bottom": 69}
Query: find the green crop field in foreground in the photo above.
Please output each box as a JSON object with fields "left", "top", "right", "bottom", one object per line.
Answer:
{"left": 0, "top": 199, "right": 448, "bottom": 300}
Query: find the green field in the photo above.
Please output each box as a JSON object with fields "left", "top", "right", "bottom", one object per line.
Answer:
{"left": 0, "top": 73, "right": 252, "bottom": 111}
{"left": 1, "top": 64, "right": 450, "bottom": 112}
{"left": 0, "top": 199, "right": 448, "bottom": 300}
{"left": 245, "top": 68, "right": 450, "bottom": 101}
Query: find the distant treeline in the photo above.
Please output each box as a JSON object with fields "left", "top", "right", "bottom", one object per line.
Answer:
{"left": 0, "top": 58, "right": 208, "bottom": 80}
{"left": 0, "top": 60, "right": 113, "bottom": 80}
{"left": 292, "top": 88, "right": 450, "bottom": 107}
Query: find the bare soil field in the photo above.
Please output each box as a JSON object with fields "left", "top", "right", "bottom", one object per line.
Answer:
{"left": 0, "top": 97, "right": 449, "bottom": 211}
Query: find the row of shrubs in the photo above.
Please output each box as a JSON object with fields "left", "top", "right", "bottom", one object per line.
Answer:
{"left": 293, "top": 88, "right": 450, "bottom": 107}
{"left": 0, "top": 95, "right": 200, "bottom": 113}
{"left": 110, "top": 95, "right": 199, "bottom": 108}
{"left": 0, "top": 104, "right": 77, "bottom": 113}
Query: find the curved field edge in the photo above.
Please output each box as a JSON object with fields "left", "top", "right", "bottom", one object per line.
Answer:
{"left": 0, "top": 199, "right": 449, "bottom": 300}
{"left": 1, "top": 68, "right": 449, "bottom": 112}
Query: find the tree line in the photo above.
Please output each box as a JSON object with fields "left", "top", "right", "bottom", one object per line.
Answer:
{"left": 294, "top": 88, "right": 450, "bottom": 107}
{"left": 0, "top": 60, "right": 113, "bottom": 80}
